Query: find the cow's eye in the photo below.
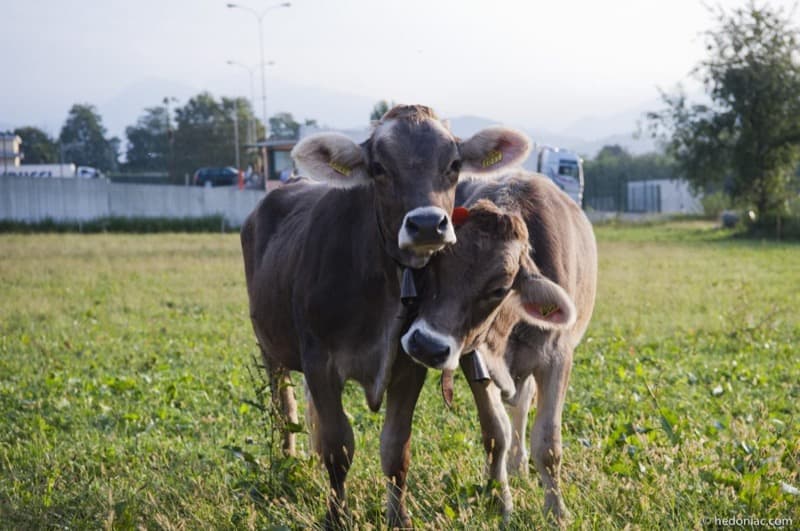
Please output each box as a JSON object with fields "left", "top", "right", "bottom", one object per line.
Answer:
{"left": 488, "top": 287, "right": 510, "bottom": 299}
{"left": 449, "top": 160, "right": 462, "bottom": 174}
{"left": 371, "top": 162, "right": 386, "bottom": 176}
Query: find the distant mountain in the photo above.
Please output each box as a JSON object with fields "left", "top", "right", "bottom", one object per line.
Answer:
{"left": 264, "top": 78, "right": 377, "bottom": 130}
{"left": 447, "top": 115, "right": 657, "bottom": 161}
{"left": 99, "top": 77, "right": 202, "bottom": 141}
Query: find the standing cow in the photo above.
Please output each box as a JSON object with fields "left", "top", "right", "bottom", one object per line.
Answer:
{"left": 241, "top": 105, "right": 530, "bottom": 527}
{"left": 400, "top": 171, "right": 597, "bottom": 524}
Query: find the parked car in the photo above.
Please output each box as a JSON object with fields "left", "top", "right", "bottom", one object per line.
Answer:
{"left": 193, "top": 167, "right": 239, "bottom": 187}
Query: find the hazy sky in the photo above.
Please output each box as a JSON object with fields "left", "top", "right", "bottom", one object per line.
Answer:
{"left": 3, "top": 0, "right": 799, "bottom": 140}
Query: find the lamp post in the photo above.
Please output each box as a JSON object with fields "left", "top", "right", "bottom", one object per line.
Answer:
{"left": 163, "top": 96, "right": 177, "bottom": 182}
{"left": 226, "top": 1, "right": 290, "bottom": 141}
{"left": 226, "top": 60, "right": 257, "bottom": 144}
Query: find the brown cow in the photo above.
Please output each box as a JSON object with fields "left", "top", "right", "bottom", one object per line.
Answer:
{"left": 401, "top": 171, "right": 597, "bottom": 524}
{"left": 240, "top": 105, "right": 530, "bottom": 527}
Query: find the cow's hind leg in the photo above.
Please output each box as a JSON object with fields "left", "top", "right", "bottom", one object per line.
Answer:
{"left": 531, "top": 348, "right": 573, "bottom": 525}
{"left": 507, "top": 374, "right": 536, "bottom": 476}
{"left": 264, "top": 356, "right": 299, "bottom": 456}
{"left": 468, "top": 379, "right": 513, "bottom": 520}
{"left": 380, "top": 353, "right": 427, "bottom": 529}
{"left": 303, "top": 361, "right": 353, "bottom": 528}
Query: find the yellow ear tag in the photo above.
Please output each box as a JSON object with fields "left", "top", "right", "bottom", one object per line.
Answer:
{"left": 540, "top": 303, "right": 558, "bottom": 318}
{"left": 481, "top": 149, "right": 503, "bottom": 168}
{"left": 329, "top": 161, "right": 352, "bottom": 176}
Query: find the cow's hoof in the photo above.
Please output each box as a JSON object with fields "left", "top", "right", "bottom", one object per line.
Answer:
{"left": 543, "top": 493, "right": 569, "bottom": 528}
{"left": 323, "top": 503, "right": 348, "bottom": 530}
{"left": 484, "top": 482, "right": 513, "bottom": 519}
{"left": 387, "top": 506, "right": 413, "bottom": 530}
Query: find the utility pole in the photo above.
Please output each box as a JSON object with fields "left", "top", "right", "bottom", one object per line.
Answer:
{"left": 226, "top": 2, "right": 291, "bottom": 140}
{"left": 233, "top": 104, "right": 241, "bottom": 171}
{"left": 163, "top": 97, "right": 176, "bottom": 182}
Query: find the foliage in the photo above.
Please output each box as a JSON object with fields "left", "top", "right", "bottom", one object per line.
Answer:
{"left": 124, "top": 107, "right": 169, "bottom": 173}
{"left": 370, "top": 99, "right": 395, "bottom": 122}
{"left": 172, "top": 93, "right": 259, "bottom": 182}
{"left": 58, "top": 104, "right": 119, "bottom": 172}
{"left": 701, "top": 190, "right": 735, "bottom": 219}
{"left": 647, "top": 2, "right": 800, "bottom": 223}
{"left": 13, "top": 126, "right": 57, "bottom": 164}
{"left": 584, "top": 145, "right": 678, "bottom": 211}
{"left": 1, "top": 225, "right": 798, "bottom": 528}
{"left": 268, "top": 112, "right": 300, "bottom": 140}
{"left": 0, "top": 215, "right": 229, "bottom": 234}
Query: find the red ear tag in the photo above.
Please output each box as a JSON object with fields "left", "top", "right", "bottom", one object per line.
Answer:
{"left": 452, "top": 207, "right": 470, "bottom": 227}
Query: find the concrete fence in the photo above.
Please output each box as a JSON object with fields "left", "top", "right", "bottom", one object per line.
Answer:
{"left": 0, "top": 176, "right": 268, "bottom": 226}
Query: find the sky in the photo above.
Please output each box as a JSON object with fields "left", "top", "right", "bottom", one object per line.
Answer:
{"left": 2, "top": 0, "right": 799, "bottom": 144}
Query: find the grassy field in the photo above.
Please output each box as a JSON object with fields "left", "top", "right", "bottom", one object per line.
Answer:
{"left": 1, "top": 221, "right": 797, "bottom": 530}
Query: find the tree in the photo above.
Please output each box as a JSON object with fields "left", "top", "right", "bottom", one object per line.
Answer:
{"left": 125, "top": 106, "right": 169, "bottom": 172}
{"left": 172, "top": 92, "right": 261, "bottom": 181}
{"left": 648, "top": 2, "right": 800, "bottom": 224}
{"left": 370, "top": 100, "right": 395, "bottom": 122}
{"left": 268, "top": 112, "right": 300, "bottom": 140}
{"left": 59, "top": 104, "right": 118, "bottom": 172}
{"left": 14, "top": 127, "right": 57, "bottom": 164}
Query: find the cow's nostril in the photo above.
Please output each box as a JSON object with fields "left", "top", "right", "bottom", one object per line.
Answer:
{"left": 410, "top": 329, "right": 450, "bottom": 361}
{"left": 405, "top": 219, "right": 419, "bottom": 236}
{"left": 411, "top": 329, "right": 422, "bottom": 346}
{"left": 437, "top": 216, "right": 449, "bottom": 234}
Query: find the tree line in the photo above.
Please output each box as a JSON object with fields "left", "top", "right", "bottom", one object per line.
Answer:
{"left": 11, "top": 92, "right": 308, "bottom": 183}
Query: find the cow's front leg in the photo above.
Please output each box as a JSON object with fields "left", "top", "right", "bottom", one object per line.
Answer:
{"left": 380, "top": 353, "right": 426, "bottom": 529}
{"left": 531, "top": 349, "right": 573, "bottom": 525}
{"left": 304, "top": 359, "right": 354, "bottom": 528}
{"left": 506, "top": 374, "right": 536, "bottom": 476}
{"left": 303, "top": 379, "right": 322, "bottom": 456}
{"left": 467, "top": 378, "right": 513, "bottom": 520}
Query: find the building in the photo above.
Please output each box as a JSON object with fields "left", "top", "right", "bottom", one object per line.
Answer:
{"left": 249, "top": 125, "right": 371, "bottom": 189}
{"left": 627, "top": 179, "right": 702, "bottom": 214}
{"left": 1, "top": 132, "right": 22, "bottom": 174}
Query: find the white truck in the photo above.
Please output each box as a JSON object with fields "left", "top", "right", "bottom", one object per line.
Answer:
{"left": 4, "top": 163, "right": 104, "bottom": 178}
{"left": 532, "top": 146, "right": 584, "bottom": 206}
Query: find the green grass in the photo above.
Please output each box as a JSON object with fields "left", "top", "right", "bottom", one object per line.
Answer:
{"left": 1, "top": 222, "right": 797, "bottom": 529}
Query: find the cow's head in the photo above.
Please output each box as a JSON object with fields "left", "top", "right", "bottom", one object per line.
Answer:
{"left": 401, "top": 200, "right": 576, "bottom": 370}
{"left": 291, "top": 104, "right": 530, "bottom": 268}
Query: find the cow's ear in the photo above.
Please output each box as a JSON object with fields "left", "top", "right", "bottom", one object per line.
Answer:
{"left": 459, "top": 126, "right": 531, "bottom": 176}
{"left": 511, "top": 265, "right": 576, "bottom": 330}
{"left": 291, "top": 133, "right": 369, "bottom": 187}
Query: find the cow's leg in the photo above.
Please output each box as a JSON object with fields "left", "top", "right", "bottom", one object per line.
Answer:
{"left": 304, "top": 379, "right": 322, "bottom": 456}
{"left": 507, "top": 374, "right": 536, "bottom": 476}
{"left": 531, "top": 349, "right": 573, "bottom": 524}
{"left": 264, "top": 357, "right": 299, "bottom": 456}
{"left": 303, "top": 360, "right": 353, "bottom": 527}
{"left": 467, "top": 378, "right": 513, "bottom": 519}
{"left": 380, "top": 353, "right": 426, "bottom": 529}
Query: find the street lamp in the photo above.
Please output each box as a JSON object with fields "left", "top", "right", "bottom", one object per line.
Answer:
{"left": 226, "top": 1, "right": 290, "bottom": 140}
{"left": 226, "top": 60, "right": 258, "bottom": 144}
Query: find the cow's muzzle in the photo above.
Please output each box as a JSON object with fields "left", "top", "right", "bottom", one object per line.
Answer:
{"left": 401, "top": 319, "right": 460, "bottom": 370}
{"left": 398, "top": 206, "right": 456, "bottom": 255}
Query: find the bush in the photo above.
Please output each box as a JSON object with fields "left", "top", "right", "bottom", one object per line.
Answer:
{"left": 700, "top": 191, "right": 731, "bottom": 219}
{"left": 0, "top": 215, "right": 231, "bottom": 233}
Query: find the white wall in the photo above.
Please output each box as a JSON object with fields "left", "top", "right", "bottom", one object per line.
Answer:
{"left": 627, "top": 179, "right": 702, "bottom": 214}
{"left": 0, "top": 176, "right": 265, "bottom": 226}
